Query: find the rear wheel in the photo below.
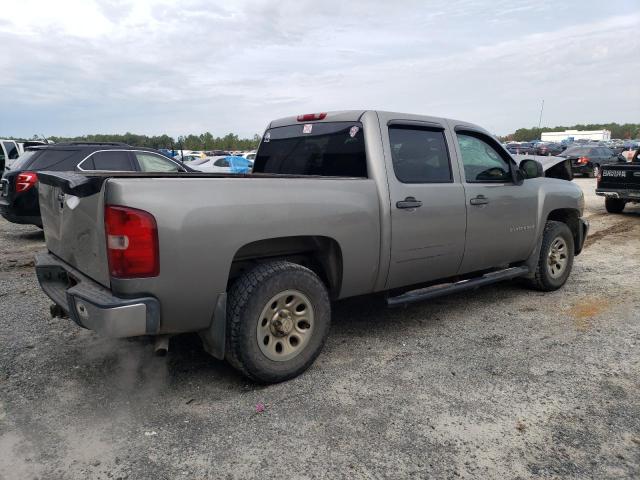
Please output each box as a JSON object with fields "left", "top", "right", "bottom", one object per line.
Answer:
{"left": 226, "top": 261, "right": 331, "bottom": 383}
{"left": 605, "top": 197, "right": 626, "bottom": 213}
{"left": 527, "top": 221, "right": 574, "bottom": 291}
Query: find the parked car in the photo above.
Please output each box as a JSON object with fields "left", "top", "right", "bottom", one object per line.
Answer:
{"left": 558, "top": 145, "right": 622, "bottom": 177}
{"left": 596, "top": 149, "right": 640, "bottom": 213}
{"left": 0, "top": 142, "right": 190, "bottom": 227}
{"left": 534, "top": 142, "right": 565, "bottom": 156}
{"left": 205, "top": 150, "right": 231, "bottom": 157}
{"left": 190, "top": 155, "right": 253, "bottom": 173}
{"left": 505, "top": 142, "right": 536, "bottom": 155}
{"left": 180, "top": 154, "right": 206, "bottom": 163}
{"left": 34, "top": 110, "right": 588, "bottom": 383}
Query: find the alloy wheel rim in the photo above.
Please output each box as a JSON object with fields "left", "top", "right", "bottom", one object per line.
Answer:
{"left": 256, "top": 290, "right": 314, "bottom": 362}
{"left": 547, "top": 237, "right": 568, "bottom": 278}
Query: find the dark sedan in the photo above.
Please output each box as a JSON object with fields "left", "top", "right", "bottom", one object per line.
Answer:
{"left": 558, "top": 145, "right": 623, "bottom": 178}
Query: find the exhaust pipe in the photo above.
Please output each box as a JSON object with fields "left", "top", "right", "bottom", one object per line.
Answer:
{"left": 50, "top": 304, "right": 68, "bottom": 319}
{"left": 153, "top": 335, "right": 170, "bottom": 356}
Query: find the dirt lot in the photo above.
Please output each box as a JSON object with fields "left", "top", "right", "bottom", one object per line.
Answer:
{"left": 0, "top": 178, "right": 639, "bottom": 479}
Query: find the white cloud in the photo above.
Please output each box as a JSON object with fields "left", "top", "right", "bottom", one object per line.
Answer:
{"left": 0, "top": 0, "right": 638, "bottom": 137}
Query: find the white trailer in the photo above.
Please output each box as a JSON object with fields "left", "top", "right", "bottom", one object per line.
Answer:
{"left": 541, "top": 129, "right": 611, "bottom": 142}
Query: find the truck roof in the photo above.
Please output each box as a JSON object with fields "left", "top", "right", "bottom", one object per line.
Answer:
{"left": 267, "top": 110, "right": 487, "bottom": 135}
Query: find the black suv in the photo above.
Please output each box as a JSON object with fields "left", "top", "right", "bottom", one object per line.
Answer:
{"left": 0, "top": 142, "right": 190, "bottom": 227}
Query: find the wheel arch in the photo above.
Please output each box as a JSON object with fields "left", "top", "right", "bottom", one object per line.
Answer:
{"left": 546, "top": 208, "right": 582, "bottom": 253}
{"left": 227, "top": 235, "right": 344, "bottom": 299}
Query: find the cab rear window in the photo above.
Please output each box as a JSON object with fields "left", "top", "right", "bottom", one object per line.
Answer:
{"left": 254, "top": 122, "right": 367, "bottom": 177}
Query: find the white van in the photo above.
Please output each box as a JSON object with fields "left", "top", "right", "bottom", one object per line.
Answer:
{"left": 1, "top": 140, "right": 20, "bottom": 172}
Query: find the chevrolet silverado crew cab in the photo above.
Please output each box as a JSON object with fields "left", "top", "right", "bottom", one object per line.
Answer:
{"left": 34, "top": 111, "right": 588, "bottom": 383}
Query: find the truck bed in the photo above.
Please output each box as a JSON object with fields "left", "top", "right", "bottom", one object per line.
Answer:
{"left": 37, "top": 171, "right": 382, "bottom": 334}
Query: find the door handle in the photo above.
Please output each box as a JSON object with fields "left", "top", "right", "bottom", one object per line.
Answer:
{"left": 470, "top": 195, "right": 489, "bottom": 205}
{"left": 396, "top": 196, "right": 422, "bottom": 209}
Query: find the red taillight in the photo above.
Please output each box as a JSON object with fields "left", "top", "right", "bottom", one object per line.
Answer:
{"left": 105, "top": 205, "right": 159, "bottom": 278}
{"left": 15, "top": 171, "right": 38, "bottom": 193}
{"left": 296, "top": 112, "right": 327, "bottom": 122}
{"left": 578, "top": 156, "right": 589, "bottom": 165}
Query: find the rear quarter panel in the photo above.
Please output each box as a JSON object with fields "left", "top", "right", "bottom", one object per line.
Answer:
{"left": 105, "top": 177, "right": 381, "bottom": 333}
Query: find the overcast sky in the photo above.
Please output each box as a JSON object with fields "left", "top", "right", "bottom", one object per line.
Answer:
{"left": 1, "top": 0, "right": 638, "bottom": 139}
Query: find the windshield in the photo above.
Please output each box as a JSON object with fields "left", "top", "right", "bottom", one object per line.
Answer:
{"left": 254, "top": 122, "right": 367, "bottom": 177}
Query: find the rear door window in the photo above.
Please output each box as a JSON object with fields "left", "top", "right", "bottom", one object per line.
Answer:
{"left": 81, "top": 151, "right": 135, "bottom": 171}
{"left": 135, "top": 152, "right": 181, "bottom": 172}
{"left": 388, "top": 126, "right": 452, "bottom": 183}
{"left": 254, "top": 122, "right": 367, "bottom": 177}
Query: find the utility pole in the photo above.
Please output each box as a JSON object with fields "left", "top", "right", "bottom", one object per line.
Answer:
{"left": 537, "top": 99, "right": 545, "bottom": 129}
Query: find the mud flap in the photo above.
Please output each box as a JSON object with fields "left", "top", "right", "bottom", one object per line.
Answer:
{"left": 199, "top": 293, "right": 227, "bottom": 360}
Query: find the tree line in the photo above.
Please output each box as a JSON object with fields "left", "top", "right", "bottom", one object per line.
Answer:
{"left": 14, "top": 132, "right": 262, "bottom": 151}
{"left": 501, "top": 123, "right": 640, "bottom": 142}
{"left": 7, "top": 121, "right": 639, "bottom": 148}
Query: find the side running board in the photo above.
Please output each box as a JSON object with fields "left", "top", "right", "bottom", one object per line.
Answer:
{"left": 386, "top": 266, "right": 530, "bottom": 307}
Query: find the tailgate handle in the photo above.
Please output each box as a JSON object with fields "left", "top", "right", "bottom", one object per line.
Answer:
{"left": 470, "top": 195, "right": 489, "bottom": 205}
{"left": 57, "top": 192, "right": 65, "bottom": 208}
{"left": 396, "top": 197, "right": 422, "bottom": 209}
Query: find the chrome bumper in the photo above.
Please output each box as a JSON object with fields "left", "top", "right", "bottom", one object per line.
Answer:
{"left": 35, "top": 252, "right": 160, "bottom": 337}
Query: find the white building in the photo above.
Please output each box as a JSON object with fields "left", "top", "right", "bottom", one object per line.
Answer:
{"left": 541, "top": 129, "right": 611, "bottom": 142}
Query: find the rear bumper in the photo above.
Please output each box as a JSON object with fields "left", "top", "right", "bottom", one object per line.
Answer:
{"left": 0, "top": 200, "right": 42, "bottom": 227}
{"left": 596, "top": 188, "right": 640, "bottom": 202}
{"left": 35, "top": 252, "right": 160, "bottom": 337}
{"left": 571, "top": 164, "right": 593, "bottom": 175}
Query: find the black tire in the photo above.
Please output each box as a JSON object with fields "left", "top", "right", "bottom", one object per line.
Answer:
{"left": 605, "top": 197, "right": 625, "bottom": 214}
{"left": 226, "top": 261, "right": 331, "bottom": 383}
{"left": 527, "top": 221, "right": 575, "bottom": 291}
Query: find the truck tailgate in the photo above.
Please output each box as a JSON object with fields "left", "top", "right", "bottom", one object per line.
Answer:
{"left": 599, "top": 164, "right": 640, "bottom": 191}
{"left": 38, "top": 172, "right": 111, "bottom": 287}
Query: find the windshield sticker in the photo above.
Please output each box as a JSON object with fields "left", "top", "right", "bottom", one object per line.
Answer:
{"left": 349, "top": 126, "right": 360, "bottom": 138}
{"left": 263, "top": 132, "right": 271, "bottom": 143}
{"left": 303, "top": 124, "right": 313, "bottom": 134}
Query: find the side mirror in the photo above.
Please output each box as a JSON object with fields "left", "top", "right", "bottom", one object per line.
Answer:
{"left": 519, "top": 159, "right": 544, "bottom": 179}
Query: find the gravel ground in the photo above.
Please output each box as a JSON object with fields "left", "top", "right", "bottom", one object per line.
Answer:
{"left": 0, "top": 178, "right": 639, "bottom": 479}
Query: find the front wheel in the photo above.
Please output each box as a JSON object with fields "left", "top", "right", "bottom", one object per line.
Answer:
{"left": 605, "top": 197, "right": 625, "bottom": 213}
{"left": 527, "top": 221, "right": 575, "bottom": 291}
{"left": 226, "top": 261, "right": 331, "bottom": 383}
